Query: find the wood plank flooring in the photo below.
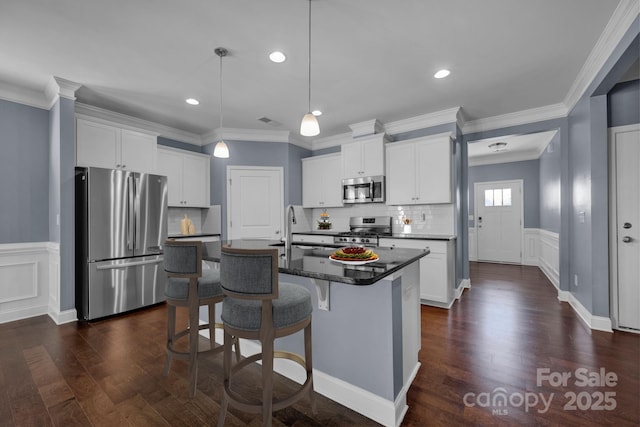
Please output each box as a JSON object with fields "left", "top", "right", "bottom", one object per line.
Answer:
{"left": 0, "top": 262, "right": 638, "bottom": 426}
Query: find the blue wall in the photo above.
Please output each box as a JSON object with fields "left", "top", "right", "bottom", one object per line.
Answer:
{"left": 203, "top": 139, "right": 311, "bottom": 239}
{"left": 608, "top": 79, "right": 640, "bottom": 127}
{"left": 468, "top": 159, "right": 541, "bottom": 228}
{"left": 0, "top": 99, "right": 50, "bottom": 243}
{"left": 539, "top": 131, "right": 562, "bottom": 233}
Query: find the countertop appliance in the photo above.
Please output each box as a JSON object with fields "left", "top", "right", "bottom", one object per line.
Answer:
{"left": 334, "top": 216, "right": 392, "bottom": 247}
{"left": 342, "top": 175, "right": 385, "bottom": 203}
{"left": 75, "top": 167, "right": 168, "bottom": 320}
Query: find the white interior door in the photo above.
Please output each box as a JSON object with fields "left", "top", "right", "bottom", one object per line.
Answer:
{"left": 227, "top": 167, "right": 283, "bottom": 240}
{"left": 475, "top": 180, "right": 523, "bottom": 263}
{"left": 613, "top": 126, "right": 640, "bottom": 331}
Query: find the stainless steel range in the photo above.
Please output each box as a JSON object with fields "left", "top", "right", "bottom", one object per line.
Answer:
{"left": 334, "top": 216, "right": 392, "bottom": 247}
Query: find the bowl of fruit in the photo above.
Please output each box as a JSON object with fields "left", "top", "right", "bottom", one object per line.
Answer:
{"left": 329, "top": 246, "right": 379, "bottom": 264}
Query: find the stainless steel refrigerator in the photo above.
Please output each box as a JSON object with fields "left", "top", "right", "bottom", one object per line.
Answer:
{"left": 75, "top": 167, "right": 168, "bottom": 320}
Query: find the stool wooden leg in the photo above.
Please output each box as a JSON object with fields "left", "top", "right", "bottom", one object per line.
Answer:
{"left": 305, "top": 322, "right": 316, "bottom": 414}
{"left": 218, "top": 329, "right": 233, "bottom": 427}
{"left": 164, "top": 304, "right": 176, "bottom": 377}
{"left": 188, "top": 299, "right": 199, "bottom": 398}
{"left": 234, "top": 336, "right": 241, "bottom": 362}
{"left": 208, "top": 303, "right": 217, "bottom": 350}
{"left": 262, "top": 335, "right": 274, "bottom": 427}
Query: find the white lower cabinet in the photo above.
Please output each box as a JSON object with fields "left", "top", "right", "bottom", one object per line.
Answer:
{"left": 378, "top": 238, "right": 455, "bottom": 307}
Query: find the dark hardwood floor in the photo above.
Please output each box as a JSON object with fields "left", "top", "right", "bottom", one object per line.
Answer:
{"left": 0, "top": 262, "right": 638, "bottom": 426}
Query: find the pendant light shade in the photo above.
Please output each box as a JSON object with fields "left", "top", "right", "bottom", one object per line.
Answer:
{"left": 214, "top": 47, "right": 230, "bottom": 158}
{"left": 300, "top": 0, "right": 319, "bottom": 137}
{"left": 300, "top": 112, "right": 319, "bottom": 136}
{"left": 213, "top": 140, "right": 229, "bottom": 158}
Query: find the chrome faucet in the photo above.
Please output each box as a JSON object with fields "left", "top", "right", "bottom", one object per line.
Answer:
{"left": 285, "top": 205, "right": 297, "bottom": 253}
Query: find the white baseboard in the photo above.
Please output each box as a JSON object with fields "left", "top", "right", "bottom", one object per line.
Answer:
{"left": 48, "top": 308, "right": 78, "bottom": 325}
{"left": 567, "top": 293, "right": 613, "bottom": 332}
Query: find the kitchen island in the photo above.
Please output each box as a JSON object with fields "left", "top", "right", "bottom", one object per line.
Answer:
{"left": 201, "top": 240, "right": 429, "bottom": 427}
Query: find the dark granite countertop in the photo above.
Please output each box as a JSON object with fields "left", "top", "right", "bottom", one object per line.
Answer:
{"left": 168, "top": 233, "right": 221, "bottom": 239}
{"left": 293, "top": 231, "right": 456, "bottom": 241}
{"left": 201, "top": 239, "right": 429, "bottom": 286}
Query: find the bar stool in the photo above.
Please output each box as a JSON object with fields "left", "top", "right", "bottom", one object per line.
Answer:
{"left": 218, "top": 246, "right": 315, "bottom": 427}
{"left": 163, "top": 239, "right": 240, "bottom": 398}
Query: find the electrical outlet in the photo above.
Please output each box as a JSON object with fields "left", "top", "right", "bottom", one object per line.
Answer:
{"left": 574, "top": 274, "right": 579, "bottom": 287}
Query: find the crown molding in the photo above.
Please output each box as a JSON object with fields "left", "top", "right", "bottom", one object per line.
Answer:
{"left": 564, "top": 0, "right": 639, "bottom": 113}
{"left": 75, "top": 103, "right": 201, "bottom": 144}
{"left": 469, "top": 149, "right": 544, "bottom": 167}
{"left": 44, "top": 76, "right": 82, "bottom": 108}
{"left": 349, "top": 119, "right": 384, "bottom": 138}
{"left": 462, "top": 103, "right": 567, "bottom": 134}
{"left": 202, "top": 127, "right": 313, "bottom": 149}
{"left": 383, "top": 106, "right": 462, "bottom": 135}
{"left": 0, "top": 80, "right": 50, "bottom": 109}
{"left": 311, "top": 131, "right": 353, "bottom": 151}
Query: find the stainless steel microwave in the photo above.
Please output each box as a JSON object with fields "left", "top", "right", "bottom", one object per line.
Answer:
{"left": 342, "top": 175, "right": 385, "bottom": 203}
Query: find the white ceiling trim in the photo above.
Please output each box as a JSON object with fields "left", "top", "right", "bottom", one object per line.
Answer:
{"left": 75, "top": 103, "right": 198, "bottom": 143}
{"left": 202, "top": 127, "right": 312, "bottom": 150}
{"left": 0, "top": 80, "right": 50, "bottom": 110}
{"left": 383, "top": 107, "right": 462, "bottom": 136}
{"left": 312, "top": 131, "right": 353, "bottom": 151}
{"left": 462, "top": 103, "right": 567, "bottom": 134}
{"left": 44, "top": 76, "right": 82, "bottom": 109}
{"left": 564, "top": 0, "right": 639, "bottom": 112}
{"left": 469, "top": 149, "right": 544, "bottom": 167}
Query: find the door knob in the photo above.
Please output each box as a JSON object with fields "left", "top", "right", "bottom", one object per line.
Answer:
{"left": 623, "top": 222, "right": 632, "bottom": 229}
{"left": 622, "top": 236, "right": 632, "bottom": 243}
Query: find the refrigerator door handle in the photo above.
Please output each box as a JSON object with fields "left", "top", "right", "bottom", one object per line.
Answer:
{"left": 95, "top": 258, "right": 164, "bottom": 270}
{"left": 127, "top": 175, "right": 135, "bottom": 251}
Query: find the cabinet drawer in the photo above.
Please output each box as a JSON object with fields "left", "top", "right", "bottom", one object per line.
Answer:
{"left": 379, "top": 238, "right": 447, "bottom": 253}
{"left": 293, "top": 234, "right": 334, "bottom": 245}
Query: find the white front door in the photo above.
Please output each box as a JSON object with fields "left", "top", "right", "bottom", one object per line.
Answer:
{"left": 612, "top": 125, "right": 640, "bottom": 331}
{"left": 475, "top": 180, "right": 523, "bottom": 263}
{"left": 227, "top": 166, "right": 283, "bottom": 240}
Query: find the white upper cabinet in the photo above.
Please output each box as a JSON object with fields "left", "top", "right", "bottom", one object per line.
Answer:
{"left": 76, "top": 117, "right": 157, "bottom": 172}
{"left": 302, "top": 153, "right": 343, "bottom": 208}
{"left": 341, "top": 134, "right": 386, "bottom": 179}
{"left": 386, "top": 133, "right": 453, "bottom": 205}
{"left": 157, "top": 146, "right": 210, "bottom": 207}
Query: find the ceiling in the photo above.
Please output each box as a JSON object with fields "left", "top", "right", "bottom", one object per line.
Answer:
{"left": 467, "top": 131, "right": 557, "bottom": 166}
{"left": 0, "top": 1, "right": 628, "bottom": 144}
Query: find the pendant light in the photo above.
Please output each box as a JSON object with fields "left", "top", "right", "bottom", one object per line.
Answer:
{"left": 300, "top": 0, "right": 320, "bottom": 137}
{"left": 213, "top": 47, "right": 230, "bottom": 158}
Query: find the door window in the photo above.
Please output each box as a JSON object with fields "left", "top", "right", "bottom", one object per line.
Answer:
{"left": 484, "top": 188, "right": 512, "bottom": 207}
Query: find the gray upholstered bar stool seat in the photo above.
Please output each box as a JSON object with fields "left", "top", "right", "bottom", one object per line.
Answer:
{"left": 163, "top": 239, "right": 240, "bottom": 398}
{"left": 218, "top": 246, "right": 316, "bottom": 427}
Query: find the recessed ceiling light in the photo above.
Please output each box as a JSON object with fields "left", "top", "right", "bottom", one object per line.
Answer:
{"left": 312, "top": 110, "right": 322, "bottom": 116}
{"left": 185, "top": 98, "right": 199, "bottom": 105}
{"left": 434, "top": 69, "right": 451, "bottom": 79}
{"left": 269, "top": 51, "right": 286, "bottom": 63}
{"left": 488, "top": 142, "right": 508, "bottom": 152}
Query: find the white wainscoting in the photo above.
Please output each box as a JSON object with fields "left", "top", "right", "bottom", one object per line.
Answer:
{"left": 0, "top": 242, "right": 75, "bottom": 325}
{"left": 538, "top": 229, "right": 560, "bottom": 289}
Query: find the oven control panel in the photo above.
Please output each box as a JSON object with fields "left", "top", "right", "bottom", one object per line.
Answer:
{"left": 334, "top": 236, "right": 377, "bottom": 246}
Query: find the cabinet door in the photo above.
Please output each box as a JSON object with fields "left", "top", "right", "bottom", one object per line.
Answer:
{"left": 120, "top": 130, "right": 156, "bottom": 172}
{"left": 385, "top": 142, "right": 416, "bottom": 205}
{"left": 76, "top": 119, "right": 119, "bottom": 169}
{"left": 302, "top": 157, "right": 324, "bottom": 208}
{"left": 341, "top": 141, "right": 362, "bottom": 178}
{"left": 420, "top": 252, "right": 448, "bottom": 302}
{"left": 156, "top": 148, "right": 183, "bottom": 206}
{"left": 361, "top": 137, "right": 384, "bottom": 176}
{"left": 322, "top": 155, "right": 343, "bottom": 207}
{"left": 182, "top": 154, "right": 209, "bottom": 207}
{"left": 416, "top": 137, "right": 452, "bottom": 204}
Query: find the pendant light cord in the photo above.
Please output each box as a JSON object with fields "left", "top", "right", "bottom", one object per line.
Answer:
{"left": 307, "top": 0, "right": 312, "bottom": 113}
{"left": 219, "top": 51, "right": 224, "bottom": 129}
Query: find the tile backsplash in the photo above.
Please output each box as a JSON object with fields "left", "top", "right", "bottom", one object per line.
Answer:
{"left": 310, "top": 204, "right": 454, "bottom": 235}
